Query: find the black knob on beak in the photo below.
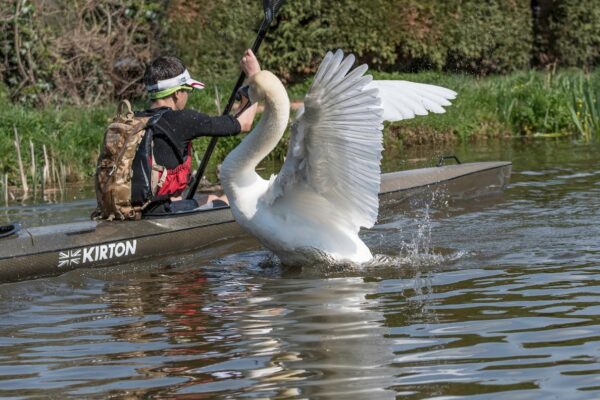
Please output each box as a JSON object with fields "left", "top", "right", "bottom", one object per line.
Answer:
{"left": 234, "top": 85, "right": 253, "bottom": 117}
{"left": 236, "top": 85, "right": 250, "bottom": 102}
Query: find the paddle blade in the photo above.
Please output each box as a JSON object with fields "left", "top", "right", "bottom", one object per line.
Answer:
{"left": 263, "top": 0, "right": 285, "bottom": 23}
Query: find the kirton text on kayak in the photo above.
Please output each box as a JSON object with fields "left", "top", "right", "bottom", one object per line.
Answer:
{"left": 57, "top": 240, "right": 137, "bottom": 268}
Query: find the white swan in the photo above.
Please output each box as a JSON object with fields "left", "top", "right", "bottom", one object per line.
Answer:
{"left": 221, "top": 50, "right": 456, "bottom": 266}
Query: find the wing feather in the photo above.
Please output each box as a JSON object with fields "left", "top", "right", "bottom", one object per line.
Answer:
{"left": 264, "top": 50, "right": 457, "bottom": 232}
{"left": 266, "top": 50, "right": 384, "bottom": 229}
{"left": 367, "top": 80, "right": 457, "bottom": 121}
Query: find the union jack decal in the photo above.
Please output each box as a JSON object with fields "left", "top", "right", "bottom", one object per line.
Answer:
{"left": 58, "top": 249, "right": 81, "bottom": 268}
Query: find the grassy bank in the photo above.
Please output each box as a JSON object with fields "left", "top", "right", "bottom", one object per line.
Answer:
{"left": 1, "top": 69, "right": 599, "bottom": 193}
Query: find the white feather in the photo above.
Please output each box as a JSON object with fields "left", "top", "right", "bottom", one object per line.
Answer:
{"left": 366, "top": 80, "right": 457, "bottom": 121}
{"left": 268, "top": 49, "right": 384, "bottom": 231}
{"left": 221, "top": 50, "right": 457, "bottom": 266}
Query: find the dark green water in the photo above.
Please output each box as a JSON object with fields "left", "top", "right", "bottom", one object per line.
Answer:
{"left": 0, "top": 139, "right": 599, "bottom": 399}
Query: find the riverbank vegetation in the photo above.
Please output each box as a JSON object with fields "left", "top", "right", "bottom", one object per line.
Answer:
{"left": 3, "top": 0, "right": 600, "bottom": 106}
{"left": 1, "top": 68, "right": 599, "bottom": 192}
{"left": 1, "top": 0, "right": 600, "bottom": 194}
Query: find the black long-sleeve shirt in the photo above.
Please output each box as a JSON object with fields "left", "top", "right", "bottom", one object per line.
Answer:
{"left": 137, "top": 107, "right": 241, "bottom": 169}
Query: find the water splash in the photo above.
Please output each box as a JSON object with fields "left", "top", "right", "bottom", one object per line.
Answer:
{"left": 369, "top": 187, "right": 469, "bottom": 268}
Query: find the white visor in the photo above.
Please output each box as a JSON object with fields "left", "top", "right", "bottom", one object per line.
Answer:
{"left": 146, "top": 69, "right": 205, "bottom": 92}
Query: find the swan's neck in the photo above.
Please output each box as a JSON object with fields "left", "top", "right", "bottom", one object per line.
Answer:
{"left": 221, "top": 84, "right": 290, "bottom": 196}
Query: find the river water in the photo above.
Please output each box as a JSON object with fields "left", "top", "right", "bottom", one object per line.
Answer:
{"left": 0, "top": 140, "right": 599, "bottom": 399}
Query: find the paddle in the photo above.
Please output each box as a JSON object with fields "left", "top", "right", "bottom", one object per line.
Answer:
{"left": 186, "top": 0, "right": 286, "bottom": 200}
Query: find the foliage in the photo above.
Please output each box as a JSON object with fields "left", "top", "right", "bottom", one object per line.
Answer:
{"left": 0, "top": 0, "right": 163, "bottom": 106}
{"left": 376, "top": 69, "right": 597, "bottom": 144}
{"left": 568, "top": 72, "right": 600, "bottom": 140}
{"left": 0, "top": 101, "right": 112, "bottom": 185}
{"left": 392, "top": 0, "right": 533, "bottom": 75}
{"left": 2, "top": 0, "right": 600, "bottom": 189}
{"left": 492, "top": 71, "right": 577, "bottom": 136}
{"left": 164, "top": 0, "right": 262, "bottom": 83}
{"left": 3, "top": 0, "right": 600, "bottom": 109}
{"left": 0, "top": 0, "right": 54, "bottom": 105}
{"left": 442, "top": 1, "right": 533, "bottom": 74}
{"left": 166, "top": 0, "right": 396, "bottom": 83}
{"left": 3, "top": 68, "right": 597, "bottom": 188}
{"left": 377, "top": 71, "right": 508, "bottom": 143}
{"left": 168, "top": 0, "right": 532, "bottom": 82}
{"left": 260, "top": 0, "right": 396, "bottom": 81}
{"left": 545, "top": 0, "right": 600, "bottom": 69}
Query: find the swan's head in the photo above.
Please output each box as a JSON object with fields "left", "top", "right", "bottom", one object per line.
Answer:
{"left": 246, "top": 70, "right": 286, "bottom": 104}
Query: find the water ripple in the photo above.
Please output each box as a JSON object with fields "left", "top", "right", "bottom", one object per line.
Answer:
{"left": 1, "top": 141, "right": 600, "bottom": 399}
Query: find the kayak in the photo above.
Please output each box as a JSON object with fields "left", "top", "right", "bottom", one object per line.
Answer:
{"left": 0, "top": 161, "right": 511, "bottom": 283}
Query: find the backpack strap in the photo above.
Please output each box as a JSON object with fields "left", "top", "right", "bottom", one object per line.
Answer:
{"left": 151, "top": 156, "right": 167, "bottom": 195}
{"left": 146, "top": 107, "right": 169, "bottom": 127}
{"left": 144, "top": 108, "right": 172, "bottom": 196}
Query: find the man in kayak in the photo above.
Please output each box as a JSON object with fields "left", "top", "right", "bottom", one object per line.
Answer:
{"left": 140, "top": 49, "right": 260, "bottom": 214}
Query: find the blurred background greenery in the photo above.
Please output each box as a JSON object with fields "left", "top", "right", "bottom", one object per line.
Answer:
{"left": 1, "top": 0, "right": 599, "bottom": 186}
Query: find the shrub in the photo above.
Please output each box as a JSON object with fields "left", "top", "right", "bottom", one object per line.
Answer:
{"left": 392, "top": 0, "right": 533, "bottom": 74}
{"left": 164, "top": 0, "right": 262, "bottom": 83}
{"left": 166, "top": 0, "right": 397, "bottom": 83}
{"left": 493, "top": 71, "right": 577, "bottom": 135}
{"left": 568, "top": 70, "right": 600, "bottom": 140}
{"left": 0, "top": 0, "right": 163, "bottom": 106}
{"left": 261, "top": 0, "right": 397, "bottom": 81}
{"left": 546, "top": 0, "right": 600, "bottom": 69}
{"left": 167, "top": 0, "right": 533, "bottom": 82}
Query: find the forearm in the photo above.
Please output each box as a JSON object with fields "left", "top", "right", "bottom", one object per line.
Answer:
{"left": 236, "top": 102, "right": 259, "bottom": 132}
{"left": 235, "top": 48, "right": 261, "bottom": 132}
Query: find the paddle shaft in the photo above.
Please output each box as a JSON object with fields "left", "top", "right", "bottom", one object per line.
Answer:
{"left": 186, "top": 19, "right": 271, "bottom": 199}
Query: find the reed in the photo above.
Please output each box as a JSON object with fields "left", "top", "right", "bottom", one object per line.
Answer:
{"left": 29, "top": 140, "right": 36, "bottom": 181}
{"left": 42, "top": 145, "right": 50, "bottom": 184}
{"left": 51, "top": 148, "right": 58, "bottom": 188}
{"left": 50, "top": 161, "right": 65, "bottom": 201}
{"left": 42, "top": 144, "right": 50, "bottom": 198}
{"left": 214, "top": 86, "right": 222, "bottom": 115}
{"left": 13, "top": 125, "right": 29, "bottom": 194}
{"left": 2, "top": 174, "right": 7, "bottom": 207}
{"left": 40, "top": 165, "right": 45, "bottom": 200}
{"left": 569, "top": 76, "right": 600, "bottom": 140}
{"left": 59, "top": 162, "right": 66, "bottom": 197}
{"left": 29, "top": 139, "right": 37, "bottom": 200}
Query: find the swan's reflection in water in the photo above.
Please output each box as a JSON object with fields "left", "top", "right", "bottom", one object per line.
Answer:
{"left": 237, "top": 276, "right": 397, "bottom": 399}
{"left": 98, "top": 256, "right": 401, "bottom": 399}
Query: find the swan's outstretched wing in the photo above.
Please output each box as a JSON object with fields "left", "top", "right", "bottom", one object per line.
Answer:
{"left": 366, "top": 80, "right": 457, "bottom": 122}
{"left": 265, "top": 50, "right": 384, "bottom": 230}
{"left": 265, "top": 50, "right": 457, "bottom": 230}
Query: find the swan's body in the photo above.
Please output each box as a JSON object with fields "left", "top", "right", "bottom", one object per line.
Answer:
{"left": 221, "top": 50, "right": 456, "bottom": 266}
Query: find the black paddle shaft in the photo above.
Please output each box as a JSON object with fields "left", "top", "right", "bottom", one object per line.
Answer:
{"left": 186, "top": 0, "right": 285, "bottom": 199}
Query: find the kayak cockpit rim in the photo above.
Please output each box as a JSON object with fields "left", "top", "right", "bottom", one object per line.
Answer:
{"left": 0, "top": 223, "right": 21, "bottom": 239}
{"left": 142, "top": 203, "right": 230, "bottom": 219}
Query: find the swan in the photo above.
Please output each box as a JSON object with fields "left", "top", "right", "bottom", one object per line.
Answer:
{"left": 220, "top": 50, "right": 456, "bottom": 266}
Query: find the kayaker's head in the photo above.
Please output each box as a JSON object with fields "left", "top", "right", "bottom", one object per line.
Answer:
{"left": 144, "top": 56, "right": 205, "bottom": 111}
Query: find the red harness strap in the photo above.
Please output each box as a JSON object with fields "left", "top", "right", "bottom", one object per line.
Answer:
{"left": 156, "top": 142, "right": 193, "bottom": 197}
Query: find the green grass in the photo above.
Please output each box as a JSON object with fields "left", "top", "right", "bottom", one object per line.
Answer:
{"left": 1, "top": 69, "right": 598, "bottom": 189}
{"left": 568, "top": 71, "right": 600, "bottom": 140}
{"left": 374, "top": 69, "right": 598, "bottom": 142}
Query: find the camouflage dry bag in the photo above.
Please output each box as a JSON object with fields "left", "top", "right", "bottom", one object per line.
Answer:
{"left": 93, "top": 100, "right": 151, "bottom": 221}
